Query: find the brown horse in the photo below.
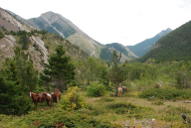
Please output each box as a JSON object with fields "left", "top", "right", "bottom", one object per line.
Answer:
{"left": 29, "top": 91, "right": 52, "bottom": 106}
{"left": 51, "top": 89, "right": 61, "bottom": 103}
{"left": 37, "top": 92, "right": 46, "bottom": 103}
{"left": 29, "top": 91, "right": 39, "bottom": 106}
{"left": 43, "top": 92, "right": 52, "bottom": 106}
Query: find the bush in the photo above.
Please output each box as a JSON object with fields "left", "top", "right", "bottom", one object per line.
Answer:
{"left": 0, "top": 31, "right": 4, "bottom": 39}
{"left": 18, "top": 32, "right": 31, "bottom": 50}
{"left": 140, "top": 88, "right": 191, "bottom": 100}
{"left": 0, "top": 77, "right": 32, "bottom": 115}
{"left": 87, "top": 82, "right": 106, "bottom": 97}
{"left": 60, "top": 86, "right": 85, "bottom": 110}
{"left": 176, "top": 71, "right": 191, "bottom": 88}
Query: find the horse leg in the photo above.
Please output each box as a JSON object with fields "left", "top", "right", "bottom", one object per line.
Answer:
{"left": 56, "top": 96, "right": 59, "bottom": 103}
{"left": 47, "top": 99, "right": 51, "bottom": 106}
{"left": 34, "top": 101, "right": 38, "bottom": 109}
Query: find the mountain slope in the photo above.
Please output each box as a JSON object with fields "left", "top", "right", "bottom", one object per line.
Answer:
{"left": 28, "top": 11, "right": 137, "bottom": 62}
{"left": 142, "top": 21, "right": 191, "bottom": 62}
{"left": 28, "top": 11, "right": 102, "bottom": 57}
{"left": 0, "top": 8, "right": 88, "bottom": 70}
{"left": 0, "top": 7, "right": 33, "bottom": 32}
{"left": 100, "top": 43, "right": 137, "bottom": 62}
{"left": 128, "top": 28, "right": 172, "bottom": 57}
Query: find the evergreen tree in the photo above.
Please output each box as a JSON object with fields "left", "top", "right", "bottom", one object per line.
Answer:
{"left": 0, "top": 75, "right": 31, "bottom": 115}
{"left": 108, "top": 51, "right": 125, "bottom": 86}
{"left": 42, "top": 45, "right": 75, "bottom": 91}
{"left": 0, "top": 47, "right": 38, "bottom": 115}
{"left": 3, "top": 47, "right": 38, "bottom": 92}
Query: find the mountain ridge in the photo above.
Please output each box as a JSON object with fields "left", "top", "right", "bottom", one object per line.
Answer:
{"left": 142, "top": 20, "right": 191, "bottom": 62}
{"left": 127, "top": 28, "right": 172, "bottom": 57}
{"left": 27, "top": 11, "right": 137, "bottom": 61}
{"left": 28, "top": 11, "right": 103, "bottom": 57}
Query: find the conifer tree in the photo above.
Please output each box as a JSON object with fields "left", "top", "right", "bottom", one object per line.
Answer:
{"left": 3, "top": 47, "right": 38, "bottom": 92}
{"left": 0, "top": 47, "right": 37, "bottom": 115}
{"left": 42, "top": 45, "right": 75, "bottom": 90}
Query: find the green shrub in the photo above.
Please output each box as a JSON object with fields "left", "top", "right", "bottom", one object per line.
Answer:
{"left": 87, "top": 82, "right": 106, "bottom": 97}
{"left": 60, "top": 87, "right": 85, "bottom": 110}
{"left": 176, "top": 71, "right": 191, "bottom": 88}
{"left": 0, "top": 31, "right": 4, "bottom": 39}
{"left": 140, "top": 88, "right": 191, "bottom": 100}
{"left": 18, "top": 32, "right": 31, "bottom": 50}
{"left": 0, "top": 77, "right": 32, "bottom": 115}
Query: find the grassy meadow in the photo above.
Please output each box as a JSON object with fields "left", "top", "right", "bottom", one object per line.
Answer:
{"left": 1, "top": 89, "right": 191, "bottom": 128}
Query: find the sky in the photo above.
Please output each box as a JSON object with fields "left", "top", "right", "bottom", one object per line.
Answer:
{"left": 0, "top": 0, "right": 191, "bottom": 45}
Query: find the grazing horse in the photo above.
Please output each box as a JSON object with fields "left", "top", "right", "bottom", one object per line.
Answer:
{"left": 51, "top": 89, "right": 61, "bottom": 103}
{"left": 43, "top": 92, "right": 52, "bottom": 106}
{"left": 29, "top": 91, "right": 52, "bottom": 106}
{"left": 37, "top": 92, "right": 46, "bottom": 103}
{"left": 29, "top": 91, "right": 39, "bottom": 106}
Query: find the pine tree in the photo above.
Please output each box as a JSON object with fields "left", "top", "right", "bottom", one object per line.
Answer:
{"left": 3, "top": 47, "right": 38, "bottom": 92}
{"left": 0, "top": 47, "right": 37, "bottom": 115}
{"left": 108, "top": 51, "right": 124, "bottom": 86}
{"left": 42, "top": 45, "right": 75, "bottom": 91}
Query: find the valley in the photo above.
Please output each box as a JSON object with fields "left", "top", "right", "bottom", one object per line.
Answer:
{"left": 1, "top": 3, "right": 191, "bottom": 128}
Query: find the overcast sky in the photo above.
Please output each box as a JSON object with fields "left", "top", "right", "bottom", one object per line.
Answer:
{"left": 0, "top": 0, "right": 191, "bottom": 45}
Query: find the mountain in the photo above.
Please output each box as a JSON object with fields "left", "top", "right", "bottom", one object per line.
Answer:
{"left": 101, "top": 43, "right": 137, "bottom": 62}
{"left": 142, "top": 20, "right": 191, "bottom": 62}
{"left": 0, "top": 7, "right": 88, "bottom": 70}
{"left": 27, "top": 11, "right": 137, "bottom": 62}
{"left": 28, "top": 11, "right": 102, "bottom": 57}
{"left": 128, "top": 28, "right": 172, "bottom": 57}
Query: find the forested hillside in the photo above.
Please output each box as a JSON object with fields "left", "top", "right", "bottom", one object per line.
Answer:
{"left": 128, "top": 28, "right": 172, "bottom": 57}
{"left": 142, "top": 21, "right": 191, "bottom": 62}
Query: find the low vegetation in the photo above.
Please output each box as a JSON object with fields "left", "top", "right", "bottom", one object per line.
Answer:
{"left": 86, "top": 82, "right": 106, "bottom": 97}
{"left": 140, "top": 88, "right": 191, "bottom": 100}
{"left": 0, "top": 31, "right": 4, "bottom": 39}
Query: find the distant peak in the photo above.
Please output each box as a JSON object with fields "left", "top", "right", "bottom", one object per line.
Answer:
{"left": 163, "top": 28, "right": 172, "bottom": 32}
{"left": 107, "top": 42, "right": 124, "bottom": 46}
{"left": 166, "top": 28, "right": 172, "bottom": 31}
{"left": 40, "top": 11, "right": 60, "bottom": 17}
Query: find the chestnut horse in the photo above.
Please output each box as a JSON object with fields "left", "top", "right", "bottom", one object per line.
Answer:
{"left": 43, "top": 92, "right": 52, "bottom": 106}
{"left": 29, "top": 91, "right": 52, "bottom": 106}
{"left": 51, "top": 89, "right": 61, "bottom": 103}
{"left": 29, "top": 91, "right": 39, "bottom": 106}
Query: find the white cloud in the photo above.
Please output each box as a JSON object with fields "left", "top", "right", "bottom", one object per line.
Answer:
{"left": 0, "top": 0, "right": 191, "bottom": 45}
